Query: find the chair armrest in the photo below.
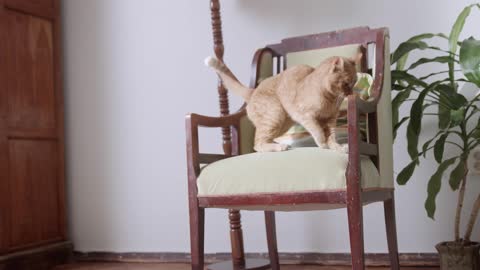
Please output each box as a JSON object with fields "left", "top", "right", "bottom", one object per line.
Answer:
{"left": 185, "top": 110, "right": 246, "bottom": 180}
{"left": 187, "top": 110, "right": 246, "bottom": 128}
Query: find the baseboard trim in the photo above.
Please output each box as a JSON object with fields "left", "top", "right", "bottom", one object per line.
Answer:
{"left": 0, "top": 241, "right": 73, "bottom": 270}
{"left": 74, "top": 251, "right": 439, "bottom": 267}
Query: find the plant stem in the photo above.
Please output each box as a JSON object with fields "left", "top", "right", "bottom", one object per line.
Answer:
{"left": 454, "top": 163, "right": 468, "bottom": 242}
{"left": 455, "top": 123, "right": 469, "bottom": 242}
{"left": 465, "top": 193, "right": 480, "bottom": 242}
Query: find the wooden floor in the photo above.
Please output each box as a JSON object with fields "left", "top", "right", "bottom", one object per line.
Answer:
{"left": 56, "top": 263, "right": 438, "bottom": 270}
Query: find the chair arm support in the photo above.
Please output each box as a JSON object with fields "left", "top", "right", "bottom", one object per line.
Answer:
{"left": 185, "top": 109, "right": 246, "bottom": 180}
{"left": 347, "top": 95, "right": 379, "bottom": 155}
{"left": 346, "top": 95, "right": 379, "bottom": 194}
{"left": 346, "top": 95, "right": 363, "bottom": 201}
{"left": 355, "top": 96, "right": 377, "bottom": 114}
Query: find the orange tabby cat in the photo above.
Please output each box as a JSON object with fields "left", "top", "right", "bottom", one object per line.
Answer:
{"left": 205, "top": 55, "right": 358, "bottom": 153}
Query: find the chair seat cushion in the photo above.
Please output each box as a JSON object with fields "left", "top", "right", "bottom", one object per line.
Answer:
{"left": 197, "top": 147, "right": 382, "bottom": 197}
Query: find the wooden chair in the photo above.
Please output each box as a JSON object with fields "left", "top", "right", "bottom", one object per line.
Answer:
{"left": 186, "top": 25, "right": 399, "bottom": 270}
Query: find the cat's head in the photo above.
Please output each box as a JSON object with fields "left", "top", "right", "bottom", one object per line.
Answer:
{"left": 326, "top": 55, "right": 359, "bottom": 97}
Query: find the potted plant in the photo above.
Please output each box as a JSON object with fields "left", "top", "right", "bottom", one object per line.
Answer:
{"left": 392, "top": 4, "right": 480, "bottom": 269}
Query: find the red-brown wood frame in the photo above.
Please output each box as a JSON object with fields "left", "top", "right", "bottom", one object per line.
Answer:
{"left": 186, "top": 26, "right": 399, "bottom": 270}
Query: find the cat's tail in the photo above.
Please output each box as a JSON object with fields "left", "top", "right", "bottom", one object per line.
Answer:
{"left": 204, "top": 56, "right": 253, "bottom": 102}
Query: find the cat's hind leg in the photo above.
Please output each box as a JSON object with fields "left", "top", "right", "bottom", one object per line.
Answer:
{"left": 253, "top": 125, "right": 289, "bottom": 152}
{"left": 250, "top": 112, "right": 292, "bottom": 153}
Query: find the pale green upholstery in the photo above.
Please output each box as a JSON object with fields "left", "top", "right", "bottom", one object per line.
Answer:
{"left": 239, "top": 51, "right": 272, "bottom": 154}
{"left": 198, "top": 35, "right": 393, "bottom": 211}
{"left": 286, "top": 44, "right": 363, "bottom": 69}
{"left": 239, "top": 116, "right": 255, "bottom": 154}
{"left": 198, "top": 147, "right": 380, "bottom": 194}
{"left": 375, "top": 36, "right": 394, "bottom": 189}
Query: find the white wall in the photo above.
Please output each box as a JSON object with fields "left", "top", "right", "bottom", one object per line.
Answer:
{"left": 63, "top": 0, "right": 480, "bottom": 253}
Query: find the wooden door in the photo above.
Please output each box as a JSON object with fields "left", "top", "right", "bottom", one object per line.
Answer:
{"left": 0, "top": 0, "right": 66, "bottom": 252}
{"left": 0, "top": 1, "right": 9, "bottom": 252}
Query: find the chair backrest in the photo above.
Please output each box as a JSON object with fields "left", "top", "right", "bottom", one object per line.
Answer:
{"left": 239, "top": 27, "right": 393, "bottom": 188}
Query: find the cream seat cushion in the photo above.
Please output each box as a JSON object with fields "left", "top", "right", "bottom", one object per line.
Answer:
{"left": 197, "top": 148, "right": 382, "bottom": 198}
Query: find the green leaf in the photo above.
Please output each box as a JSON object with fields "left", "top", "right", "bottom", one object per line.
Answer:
{"left": 396, "top": 55, "right": 409, "bottom": 71}
{"left": 425, "top": 157, "right": 457, "bottom": 219}
{"left": 411, "top": 85, "right": 438, "bottom": 134}
{"left": 435, "top": 84, "right": 467, "bottom": 128}
{"left": 436, "top": 84, "right": 468, "bottom": 109}
{"left": 450, "top": 107, "right": 466, "bottom": 127}
{"left": 407, "top": 56, "right": 456, "bottom": 70}
{"left": 420, "top": 71, "right": 451, "bottom": 80}
{"left": 392, "top": 41, "right": 430, "bottom": 64}
{"left": 434, "top": 134, "right": 448, "bottom": 163}
{"left": 392, "top": 33, "right": 448, "bottom": 69}
{"left": 438, "top": 92, "right": 451, "bottom": 129}
{"left": 448, "top": 5, "right": 474, "bottom": 86}
{"left": 397, "top": 160, "right": 417, "bottom": 185}
{"left": 460, "top": 37, "right": 480, "bottom": 87}
{"left": 449, "top": 5, "right": 473, "bottom": 57}
{"left": 392, "top": 88, "right": 412, "bottom": 129}
{"left": 391, "top": 70, "right": 428, "bottom": 87}
{"left": 472, "top": 129, "right": 480, "bottom": 140}
{"left": 407, "top": 123, "right": 420, "bottom": 160}
{"left": 422, "top": 138, "right": 435, "bottom": 158}
{"left": 472, "top": 118, "right": 480, "bottom": 139}
{"left": 392, "top": 84, "right": 407, "bottom": 91}
{"left": 408, "top": 33, "right": 448, "bottom": 42}
{"left": 406, "top": 82, "right": 441, "bottom": 160}
{"left": 422, "top": 131, "right": 443, "bottom": 158}
{"left": 409, "top": 101, "right": 422, "bottom": 133}
{"left": 449, "top": 158, "right": 466, "bottom": 190}
{"left": 393, "top": 116, "right": 409, "bottom": 140}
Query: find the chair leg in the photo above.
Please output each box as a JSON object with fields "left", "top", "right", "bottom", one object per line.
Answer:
{"left": 384, "top": 195, "right": 400, "bottom": 270}
{"left": 347, "top": 201, "right": 365, "bottom": 270}
{"left": 265, "top": 211, "right": 280, "bottom": 270}
{"left": 189, "top": 206, "right": 205, "bottom": 270}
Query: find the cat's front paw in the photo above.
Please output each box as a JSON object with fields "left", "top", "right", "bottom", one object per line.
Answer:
{"left": 317, "top": 143, "right": 328, "bottom": 149}
{"left": 335, "top": 144, "right": 348, "bottom": 153}
{"left": 276, "top": 143, "right": 290, "bottom": 152}
{"left": 330, "top": 143, "right": 348, "bottom": 153}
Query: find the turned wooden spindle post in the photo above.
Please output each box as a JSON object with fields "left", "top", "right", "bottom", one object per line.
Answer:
{"left": 210, "top": 0, "right": 232, "bottom": 156}
{"left": 209, "top": 0, "right": 246, "bottom": 268}
{"left": 228, "top": 209, "right": 246, "bottom": 266}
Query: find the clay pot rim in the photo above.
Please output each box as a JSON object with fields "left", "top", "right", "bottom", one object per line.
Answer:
{"left": 436, "top": 241, "right": 480, "bottom": 251}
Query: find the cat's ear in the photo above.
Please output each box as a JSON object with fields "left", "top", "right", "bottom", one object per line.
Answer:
{"left": 331, "top": 57, "right": 344, "bottom": 72}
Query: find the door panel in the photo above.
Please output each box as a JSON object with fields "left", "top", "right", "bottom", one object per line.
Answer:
{"left": 0, "top": 3, "right": 10, "bottom": 253}
{"left": 1, "top": 0, "right": 65, "bottom": 252}
{"left": 0, "top": 138, "right": 9, "bottom": 252}
{"left": 5, "top": 11, "right": 56, "bottom": 131}
{"left": 5, "top": 0, "right": 55, "bottom": 19}
{"left": 7, "top": 0, "right": 54, "bottom": 8}
{"left": 9, "top": 139, "right": 60, "bottom": 248}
